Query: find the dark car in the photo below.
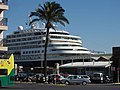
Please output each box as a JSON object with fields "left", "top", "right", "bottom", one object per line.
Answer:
{"left": 48, "top": 74, "right": 65, "bottom": 84}
{"left": 30, "top": 73, "right": 45, "bottom": 83}
{"left": 15, "top": 72, "right": 28, "bottom": 82}
{"left": 24, "top": 73, "right": 34, "bottom": 82}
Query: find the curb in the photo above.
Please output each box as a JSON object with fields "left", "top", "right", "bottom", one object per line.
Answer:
{"left": 48, "top": 83, "right": 66, "bottom": 86}
{"left": 15, "top": 81, "right": 66, "bottom": 86}
{"left": 112, "top": 83, "right": 120, "bottom": 85}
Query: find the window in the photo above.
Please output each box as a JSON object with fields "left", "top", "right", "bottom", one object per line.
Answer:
{"left": 0, "top": 69, "right": 8, "bottom": 75}
{"left": 26, "top": 51, "right": 28, "bottom": 54}
{"left": 73, "top": 76, "right": 77, "bottom": 79}
{"left": 68, "top": 76, "right": 72, "bottom": 79}
{"left": 29, "top": 51, "right": 31, "bottom": 54}
{"left": 23, "top": 51, "right": 25, "bottom": 54}
{"left": 38, "top": 51, "right": 40, "bottom": 53}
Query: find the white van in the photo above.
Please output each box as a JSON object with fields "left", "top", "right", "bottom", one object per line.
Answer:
{"left": 92, "top": 72, "right": 103, "bottom": 83}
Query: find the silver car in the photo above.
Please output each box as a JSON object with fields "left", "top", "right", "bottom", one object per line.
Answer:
{"left": 80, "top": 75, "right": 91, "bottom": 80}
{"left": 61, "top": 75, "right": 91, "bottom": 85}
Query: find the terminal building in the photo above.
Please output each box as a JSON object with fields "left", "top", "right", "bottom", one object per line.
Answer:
{"left": 60, "top": 54, "right": 112, "bottom": 77}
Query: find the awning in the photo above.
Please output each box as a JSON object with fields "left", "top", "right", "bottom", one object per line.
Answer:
{"left": 60, "top": 61, "right": 112, "bottom": 68}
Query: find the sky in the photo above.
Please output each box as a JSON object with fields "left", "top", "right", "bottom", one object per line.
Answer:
{"left": 4, "top": 0, "right": 120, "bottom": 53}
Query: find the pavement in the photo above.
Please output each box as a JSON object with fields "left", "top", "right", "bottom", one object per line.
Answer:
{"left": 15, "top": 81, "right": 120, "bottom": 86}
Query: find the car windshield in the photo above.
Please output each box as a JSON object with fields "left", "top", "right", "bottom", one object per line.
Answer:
{"left": 93, "top": 74, "right": 100, "bottom": 77}
{"left": 67, "top": 76, "right": 73, "bottom": 79}
{"left": 83, "top": 76, "right": 89, "bottom": 78}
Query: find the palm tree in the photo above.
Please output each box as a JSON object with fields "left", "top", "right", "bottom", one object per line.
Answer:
{"left": 29, "top": 1, "right": 69, "bottom": 82}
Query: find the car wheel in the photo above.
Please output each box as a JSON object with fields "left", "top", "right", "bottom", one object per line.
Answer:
{"left": 16, "top": 77, "right": 19, "bottom": 81}
{"left": 65, "top": 81, "right": 70, "bottom": 85}
{"left": 20, "top": 79, "right": 22, "bottom": 82}
{"left": 82, "top": 81, "right": 87, "bottom": 85}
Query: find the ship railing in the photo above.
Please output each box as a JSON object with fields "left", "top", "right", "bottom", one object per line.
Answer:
{"left": 0, "top": 17, "right": 7, "bottom": 26}
{"left": 0, "top": 0, "right": 8, "bottom": 5}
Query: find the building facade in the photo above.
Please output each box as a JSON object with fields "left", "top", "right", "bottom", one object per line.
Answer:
{"left": 60, "top": 55, "right": 112, "bottom": 77}
{"left": 0, "top": 0, "right": 8, "bottom": 57}
{"left": 112, "top": 47, "right": 120, "bottom": 82}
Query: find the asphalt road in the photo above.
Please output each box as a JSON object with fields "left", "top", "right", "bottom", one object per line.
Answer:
{"left": 0, "top": 83, "right": 120, "bottom": 90}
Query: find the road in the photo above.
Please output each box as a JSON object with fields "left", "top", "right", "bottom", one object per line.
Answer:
{"left": 0, "top": 83, "right": 120, "bottom": 90}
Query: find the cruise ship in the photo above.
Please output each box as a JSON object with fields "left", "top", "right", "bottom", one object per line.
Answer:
{"left": 5, "top": 26, "right": 91, "bottom": 67}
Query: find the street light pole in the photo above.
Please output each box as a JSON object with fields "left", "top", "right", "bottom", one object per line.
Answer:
{"left": 83, "top": 56, "right": 84, "bottom": 65}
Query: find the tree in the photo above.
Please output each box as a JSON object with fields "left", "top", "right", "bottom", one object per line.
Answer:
{"left": 29, "top": 1, "right": 69, "bottom": 82}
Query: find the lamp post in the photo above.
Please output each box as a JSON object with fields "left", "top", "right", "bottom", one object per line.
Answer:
{"left": 72, "top": 57, "right": 74, "bottom": 65}
{"left": 83, "top": 55, "right": 84, "bottom": 65}
{"left": 117, "top": 68, "right": 120, "bottom": 83}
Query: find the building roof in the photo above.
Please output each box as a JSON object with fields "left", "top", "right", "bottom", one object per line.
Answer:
{"left": 91, "top": 55, "right": 112, "bottom": 61}
{"left": 60, "top": 61, "right": 112, "bottom": 68}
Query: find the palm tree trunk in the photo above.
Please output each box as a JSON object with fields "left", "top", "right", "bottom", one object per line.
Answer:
{"left": 44, "top": 27, "right": 49, "bottom": 83}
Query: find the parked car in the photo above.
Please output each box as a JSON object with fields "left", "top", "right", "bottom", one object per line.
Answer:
{"left": 61, "top": 75, "right": 91, "bottom": 85}
{"left": 30, "top": 73, "right": 45, "bottom": 83}
{"left": 60, "top": 73, "right": 71, "bottom": 78}
{"left": 48, "top": 74, "right": 65, "bottom": 84}
{"left": 80, "top": 75, "right": 91, "bottom": 80}
{"left": 92, "top": 72, "right": 103, "bottom": 83}
{"left": 103, "top": 75, "right": 111, "bottom": 83}
{"left": 15, "top": 72, "right": 28, "bottom": 82}
{"left": 24, "top": 73, "right": 34, "bottom": 82}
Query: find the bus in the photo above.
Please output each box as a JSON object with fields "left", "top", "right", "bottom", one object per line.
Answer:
{"left": 0, "top": 54, "right": 14, "bottom": 87}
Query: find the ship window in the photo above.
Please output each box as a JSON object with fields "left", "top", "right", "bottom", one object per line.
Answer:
{"left": 49, "top": 32, "right": 69, "bottom": 35}
{"left": 42, "top": 40, "right": 45, "bottom": 43}
{"left": 22, "top": 34, "right": 26, "bottom": 36}
{"left": 17, "top": 35, "right": 21, "bottom": 37}
{"left": 38, "top": 51, "right": 40, "bottom": 53}
{"left": 26, "top": 51, "right": 28, "bottom": 54}
{"left": 34, "top": 32, "right": 41, "bottom": 35}
{"left": 7, "top": 36, "right": 10, "bottom": 38}
{"left": 29, "top": 51, "right": 31, "bottom": 54}
{"left": 14, "top": 31, "right": 19, "bottom": 34}
{"left": 42, "top": 32, "right": 46, "bottom": 35}
{"left": 28, "top": 33, "right": 32, "bottom": 36}
{"left": 42, "top": 50, "right": 44, "bottom": 53}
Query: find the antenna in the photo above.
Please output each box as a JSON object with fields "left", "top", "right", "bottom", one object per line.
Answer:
{"left": 18, "top": 26, "right": 23, "bottom": 30}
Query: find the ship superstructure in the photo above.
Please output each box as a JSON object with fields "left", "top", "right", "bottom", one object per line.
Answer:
{"left": 5, "top": 27, "right": 91, "bottom": 67}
